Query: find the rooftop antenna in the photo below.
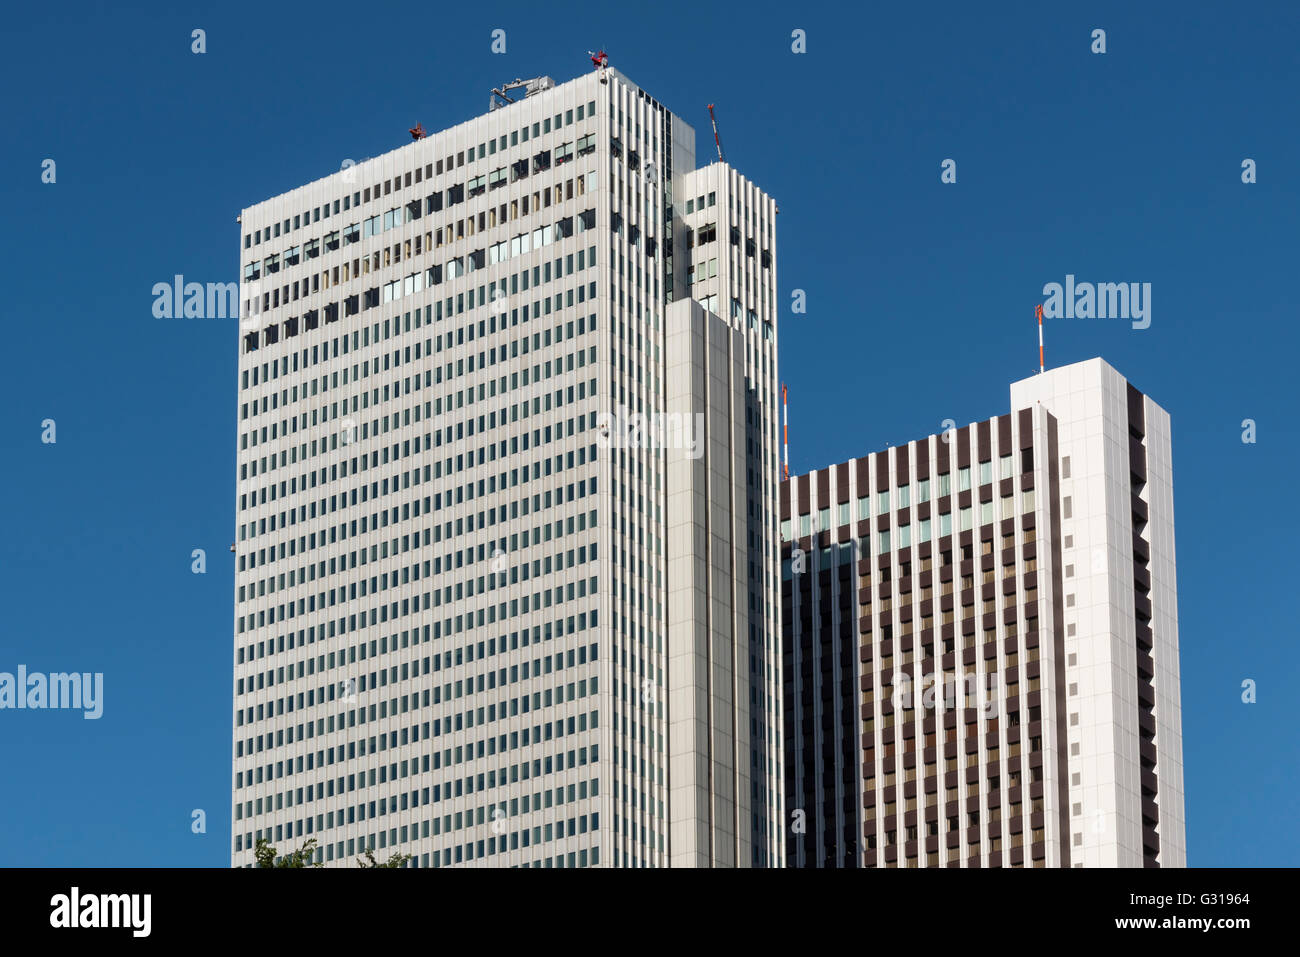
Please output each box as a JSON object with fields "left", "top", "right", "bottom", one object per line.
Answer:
{"left": 588, "top": 49, "right": 609, "bottom": 83}
{"left": 409, "top": 122, "right": 427, "bottom": 141}
{"left": 781, "top": 382, "right": 790, "bottom": 480}
{"left": 707, "top": 104, "right": 725, "bottom": 163}
{"left": 1036, "top": 302, "right": 1045, "bottom": 373}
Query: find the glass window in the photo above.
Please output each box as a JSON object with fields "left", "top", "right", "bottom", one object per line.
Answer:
{"left": 1022, "top": 489, "right": 1036, "bottom": 512}
{"left": 981, "top": 501, "right": 994, "bottom": 525}
{"left": 898, "top": 525, "right": 911, "bottom": 549}
{"left": 838, "top": 503, "right": 850, "bottom": 527}
{"left": 1000, "top": 454, "right": 1014, "bottom": 479}
{"left": 857, "top": 496, "right": 869, "bottom": 520}
{"left": 878, "top": 530, "right": 891, "bottom": 553}
{"left": 919, "top": 518, "right": 931, "bottom": 540}
{"left": 980, "top": 461, "right": 993, "bottom": 485}
{"left": 898, "top": 485, "right": 910, "bottom": 508}
{"left": 800, "top": 514, "right": 811, "bottom": 537}
{"left": 918, "top": 478, "right": 930, "bottom": 503}
{"left": 818, "top": 507, "right": 830, "bottom": 531}
{"left": 780, "top": 519, "right": 792, "bottom": 542}
{"left": 958, "top": 467, "right": 971, "bottom": 492}
{"left": 960, "top": 507, "right": 973, "bottom": 531}
{"left": 938, "top": 473, "right": 951, "bottom": 497}
{"left": 939, "top": 513, "right": 951, "bottom": 536}
{"left": 877, "top": 490, "right": 890, "bottom": 513}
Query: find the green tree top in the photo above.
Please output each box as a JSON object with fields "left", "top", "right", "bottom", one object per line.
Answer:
{"left": 252, "top": 837, "right": 411, "bottom": 869}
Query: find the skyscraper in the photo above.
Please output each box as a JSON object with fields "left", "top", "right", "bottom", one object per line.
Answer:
{"left": 231, "top": 66, "right": 784, "bottom": 868}
{"left": 781, "top": 357, "right": 1184, "bottom": 867}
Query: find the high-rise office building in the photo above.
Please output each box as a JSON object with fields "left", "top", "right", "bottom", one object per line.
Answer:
{"left": 781, "top": 357, "right": 1184, "bottom": 867}
{"left": 230, "top": 65, "right": 784, "bottom": 868}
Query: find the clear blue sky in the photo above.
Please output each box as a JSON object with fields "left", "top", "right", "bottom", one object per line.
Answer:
{"left": 1, "top": 1, "right": 1295, "bottom": 867}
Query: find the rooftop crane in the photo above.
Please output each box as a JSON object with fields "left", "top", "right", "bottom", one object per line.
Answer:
{"left": 489, "top": 76, "right": 554, "bottom": 112}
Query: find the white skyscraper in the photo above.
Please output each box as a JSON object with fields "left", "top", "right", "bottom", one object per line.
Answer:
{"left": 230, "top": 66, "right": 784, "bottom": 868}
{"left": 1010, "top": 358, "right": 1185, "bottom": 867}
{"left": 782, "top": 357, "right": 1184, "bottom": 868}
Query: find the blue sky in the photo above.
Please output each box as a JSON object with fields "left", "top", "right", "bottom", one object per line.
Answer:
{"left": 1, "top": 1, "right": 1295, "bottom": 867}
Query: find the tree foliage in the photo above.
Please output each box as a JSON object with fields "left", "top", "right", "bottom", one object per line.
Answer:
{"left": 356, "top": 847, "right": 412, "bottom": 868}
{"left": 252, "top": 837, "right": 410, "bottom": 869}
{"left": 253, "top": 837, "right": 323, "bottom": 868}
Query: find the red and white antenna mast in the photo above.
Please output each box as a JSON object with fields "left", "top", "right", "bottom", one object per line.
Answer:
{"left": 707, "top": 104, "right": 725, "bottom": 163}
{"left": 1036, "top": 302, "right": 1045, "bottom": 373}
{"left": 781, "top": 383, "right": 790, "bottom": 480}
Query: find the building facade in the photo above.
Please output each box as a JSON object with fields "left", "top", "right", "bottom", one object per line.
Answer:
{"left": 230, "top": 67, "right": 784, "bottom": 868}
{"left": 781, "top": 358, "right": 1184, "bottom": 867}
